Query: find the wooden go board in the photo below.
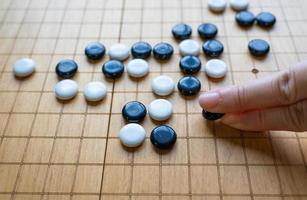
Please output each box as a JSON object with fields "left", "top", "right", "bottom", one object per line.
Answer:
{"left": 0, "top": 0, "right": 307, "bottom": 199}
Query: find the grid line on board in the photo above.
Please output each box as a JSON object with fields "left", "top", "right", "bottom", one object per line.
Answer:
{"left": 0, "top": 162, "right": 307, "bottom": 167}
{"left": 3, "top": 0, "right": 55, "bottom": 198}
{"left": 29, "top": 0, "right": 72, "bottom": 199}
{"left": 0, "top": 0, "right": 307, "bottom": 199}
{"left": 98, "top": 0, "right": 124, "bottom": 198}
{"left": 128, "top": 0, "right": 145, "bottom": 199}
{"left": 260, "top": 1, "right": 287, "bottom": 199}
{"left": 277, "top": 0, "right": 307, "bottom": 169}
{"left": 0, "top": 0, "right": 35, "bottom": 196}
{"left": 64, "top": 0, "right": 93, "bottom": 198}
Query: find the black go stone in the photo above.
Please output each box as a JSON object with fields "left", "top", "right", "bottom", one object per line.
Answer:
{"left": 131, "top": 41, "right": 152, "bottom": 59}
{"left": 171, "top": 23, "right": 192, "bottom": 40}
{"left": 235, "top": 11, "right": 256, "bottom": 27}
{"left": 55, "top": 59, "right": 78, "bottom": 79}
{"left": 102, "top": 60, "right": 124, "bottom": 79}
{"left": 248, "top": 39, "right": 270, "bottom": 57}
{"left": 177, "top": 75, "right": 201, "bottom": 96}
{"left": 202, "top": 39, "right": 224, "bottom": 57}
{"left": 84, "top": 42, "right": 105, "bottom": 60}
{"left": 179, "top": 56, "right": 201, "bottom": 74}
{"left": 153, "top": 42, "right": 174, "bottom": 60}
{"left": 198, "top": 23, "right": 218, "bottom": 39}
{"left": 150, "top": 125, "right": 177, "bottom": 149}
{"left": 256, "top": 12, "right": 276, "bottom": 28}
{"left": 122, "top": 101, "right": 147, "bottom": 123}
{"left": 202, "top": 109, "right": 225, "bottom": 121}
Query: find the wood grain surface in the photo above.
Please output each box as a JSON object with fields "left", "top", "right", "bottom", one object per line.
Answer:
{"left": 0, "top": 0, "right": 307, "bottom": 199}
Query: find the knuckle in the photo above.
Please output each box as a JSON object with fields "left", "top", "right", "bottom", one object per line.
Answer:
{"left": 275, "top": 69, "right": 298, "bottom": 105}
{"left": 288, "top": 101, "right": 307, "bottom": 131}
{"left": 236, "top": 86, "right": 248, "bottom": 110}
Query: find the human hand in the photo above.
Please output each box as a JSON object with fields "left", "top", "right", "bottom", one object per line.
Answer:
{"left": 199, "top": 61, "right": 307, "bottom": 132}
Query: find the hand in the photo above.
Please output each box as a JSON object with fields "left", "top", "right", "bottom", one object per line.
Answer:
{"left": 199, "top": 61, "right": 307, "bottom": 132}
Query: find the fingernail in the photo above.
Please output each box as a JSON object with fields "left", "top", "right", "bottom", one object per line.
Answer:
{"left": 221, "top": 114, "right": 241, "bottom": 124}
{"left": 199, "top": 92, "right": 221, "bottom": 108}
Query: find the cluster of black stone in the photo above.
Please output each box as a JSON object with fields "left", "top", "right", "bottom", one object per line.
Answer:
{"left": 235, "top": 11, "right": 276, "bottom": 28}
{"left": 121, "top": 101, "right": 177, "bottom": 149}
{"left": 172, "top": 23, "right": 224, "bottom": 58}
{"left": 172, "top": 23, "right": 226, "bottom": 120}
{"left": 55, "top": 42, "right": 106, "bottom": 79}
{"left": 171, "top": 23, "right": 224, "bottom": 98}
{"left": 236, "top": 11, "right": 275, "bottom": 56}
{"left": 56, "top": 15, "right": 277, "bottom": 124}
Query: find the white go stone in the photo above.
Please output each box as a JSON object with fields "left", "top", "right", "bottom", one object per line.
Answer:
{"left": 148, "top": 99, "right": 173, "bottom": 121}
{"left": 108, "top": 43, "right": 130, "bottom": 61}
{"left": 230, "top": 0, "right": 249, "bottom": 11}
{"left": 205, "top": 59, "right": 228, "bottom": 78}
{"left": 55, "top": 79, "right": 78, "bottom": 100}
{"left": 151, "top": 75, "right": 175, "bottom": 96}
{"left": 119, "top": 123, "right": 146, "bottom": 147}
{"left": 179, "top": 39, "right": 200, "bottom": 56}
{"left": 208, "top": 0, "right": 227, "bottom": 12}
{"left": 127, "top": 59, "right": 149, "bottom": 78}
{"left": 13, "top": 58, "right": 36, "bottom": 77}
{"left": 84, "top": 81, "right": 107, "bottom": 102}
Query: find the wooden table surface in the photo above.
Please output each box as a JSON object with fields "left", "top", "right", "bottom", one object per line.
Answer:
{"left": 0, "top": 0, "right": 306, "bottom": 199}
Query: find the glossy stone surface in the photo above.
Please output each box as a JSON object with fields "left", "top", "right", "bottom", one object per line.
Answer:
{"left": 153, "top": 42, "right": 174, "bottom": 60}
{"left": 13, "top": 58, "right": 36, "bottom": 77}
{"left": 248, "top": 39, "right": 270, "bottom": 57}
{"left": 122, "top": 101, "right": 147, "bottom": 123}
{"left": 235, "top": 11, "right": 255, "bottom": 27}
{"left": 177, "top": 75, "right": 201, "bottom": 96}
{"left": 55, "top": 79, "right": 78, "bottom": 100}
{"left": 205, "top": 59, "right": 227, "bottom": 78}
{"left": 179, "top": 56, "right": 201, "bottom": 74}
{"left": 150, "top": 125, "right": 177, "bottom": 149}
{"left": 148, "top": 99, "right": 173, "bottom": 121}
{"left": 151, "top": 75, "right": 175, "bottom": 96}
{"left": 179, "top": 39, "right": 200, "bottom": 56}
{"left": 202, "top": 109, "right": 224, "bottom": 120}
{"left": 102, "top": 60, "right": 124, "bottom": 79}
{"left": 202, "top": 39, "right": 224, "bottom": 57}
{"left": 84, "top": 81, "right": 107, "bottom": 102}
{"left": 127, "top": 59, "right": 149, "bottom": 78}
{"left": 198, "top": 23, "right": 218, "bottom": 39}
{"left": 108, "top": 43, "right": 130, "bottom": 61}
{"left": 84, "top": 42, "right": 105, "bottom": 60}
{"left": 131, "top": 41, "right": 152, "bottom": 59}
{"left": 208, "top": 0, "right": 227, "bottom": 12}
{"left": 55, "top": 59, "right": 78, "bottom": 79}
{"left": 230, "top": 0, "right": 249, "bottom": 11}
{"left": 119, "top": 123, "right": 146, "bottom": 147}
{"left": 256, "top": 12, "right": 276, "bottom": 27}
{"left": 171, "top": 23, "right": 192, "bottom": 40}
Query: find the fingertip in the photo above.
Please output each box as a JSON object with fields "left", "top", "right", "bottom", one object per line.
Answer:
{"left": 198, "top": 91, "right": 221, "bottom": 109}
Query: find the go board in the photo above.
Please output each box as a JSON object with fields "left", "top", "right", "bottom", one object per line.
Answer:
{"left": 0, "top": 0, "right": 307, "bottom": 199}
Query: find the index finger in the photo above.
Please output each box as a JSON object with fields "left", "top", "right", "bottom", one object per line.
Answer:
{"left": 199, "top": 61, "right": 307, "bottom": 113}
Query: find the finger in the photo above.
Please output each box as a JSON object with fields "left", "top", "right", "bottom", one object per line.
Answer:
{"left": 199, "top": 61, "right": 307, "bottom": 113}
{"left": 220, "top": 99, "right": 307, "bottom": 132}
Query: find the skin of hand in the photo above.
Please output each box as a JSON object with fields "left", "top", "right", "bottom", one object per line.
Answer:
{"left": 199, "top": 61, "right": 307, "bottom": 132}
